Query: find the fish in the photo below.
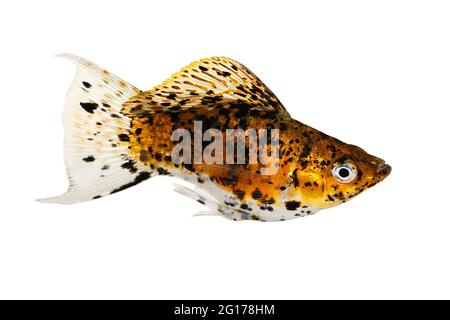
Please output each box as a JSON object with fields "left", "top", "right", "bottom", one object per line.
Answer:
{"left": 39, "top": 54, "right": 391, "bottom": 222}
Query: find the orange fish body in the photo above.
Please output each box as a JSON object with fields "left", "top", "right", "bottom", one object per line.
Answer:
{"left": 39, "top": 54, "right": 391, "bottom": 222}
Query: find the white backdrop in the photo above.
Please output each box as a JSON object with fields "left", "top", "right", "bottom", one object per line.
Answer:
{"left": 1, "top": 0, "right": 449, "bottom": 299}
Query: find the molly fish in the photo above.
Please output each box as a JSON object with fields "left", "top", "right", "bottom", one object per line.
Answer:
{"left": 39, "top": 54, "right": 391, "bottom": 222}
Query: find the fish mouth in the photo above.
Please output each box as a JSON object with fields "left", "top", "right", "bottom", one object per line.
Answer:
{"left": 375, "top": 160, "right": 391, "bottom": 180}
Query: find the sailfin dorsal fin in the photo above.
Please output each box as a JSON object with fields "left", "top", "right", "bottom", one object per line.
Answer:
{"left": 121, "top": 57, "right": 288, "bottom": 116}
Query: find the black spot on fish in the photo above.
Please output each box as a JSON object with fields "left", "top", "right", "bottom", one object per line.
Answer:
{"left": 83, "top": 155, "right": 95, "bottom": 162}
{"left": 290, "top": 169, "right": 299, "bottom": 188}
{"left": 118, "top": 134, "right": 129, "bottom": 142}
{"left": 240, "top": 203, "right": 249, "bottom": 210}
{"left": 300, "top": 137, "right": 312, "bottom": 158}
{"left": 220, "top": 176, "right": 238, "bottom": 186}
{"left": 285, "top": 201, "right": 301, "bottom": 211}
{"left": 110, "top": 171, "right": 151, "bottom": 194}
{"left": 154, "top": 153, "right": 162, "bottom": 161}
{"left": 157, "top": 167, "right": 169, "bottom": 175}
{"left": 121, "top": 160, "right": 138, "bottom": 173}
{"left": 183, "top": 163, "right": 195, "bottom": 172}
{"left": 82, "top": 81, "right": 92, "bottom": 89}
{"left": 233, "top": 189, "right": 245, "bottom": 200}
{"left": 252, "top": 188, "right": 262, "bottom": 199}
{"left": 300, "top": 161, "right": 308, "bottom": 170}
{"left": 179, "top": 99, "right": 189, "bottom": 106}
{"left": 80, "top": 102, "right": 98, "bottom": 114}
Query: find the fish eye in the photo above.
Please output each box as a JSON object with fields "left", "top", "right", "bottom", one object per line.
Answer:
{"left": 332, "top": 162, "right": 357, "bottom": 183}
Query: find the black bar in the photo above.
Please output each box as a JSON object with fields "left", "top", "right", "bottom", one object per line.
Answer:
{"left": 0, "top": 300, "right": 444, "bottom": 319}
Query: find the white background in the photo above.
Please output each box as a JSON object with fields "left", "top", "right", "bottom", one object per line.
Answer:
{"left": 1, "top": 0, "right": 449, "bottom": 299}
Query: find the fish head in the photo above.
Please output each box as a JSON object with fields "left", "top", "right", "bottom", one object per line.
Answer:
{"left": 292, "top": 133, "right": 391, "bottom": 209}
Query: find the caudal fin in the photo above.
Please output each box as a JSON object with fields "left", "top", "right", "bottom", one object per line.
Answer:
{"left": 38, "top": 54, "right": 151, "bottom": 204}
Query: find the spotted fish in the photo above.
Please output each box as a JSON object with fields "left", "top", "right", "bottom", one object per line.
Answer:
{"left": 39, "top": 54, "right": 391, "bottom": 222}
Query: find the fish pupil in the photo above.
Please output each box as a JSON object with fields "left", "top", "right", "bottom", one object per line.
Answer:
{"left": 339, "top": 167, "right": 350, "bottom": 178}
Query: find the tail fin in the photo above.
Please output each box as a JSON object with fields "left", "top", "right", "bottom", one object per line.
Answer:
{"left": 38, "top": 54, "right": 151, "bottom": 204}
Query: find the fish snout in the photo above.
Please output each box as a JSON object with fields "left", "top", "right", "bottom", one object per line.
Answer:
{"left": 376, "top": 160, "right": 391, "bottom": 179}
